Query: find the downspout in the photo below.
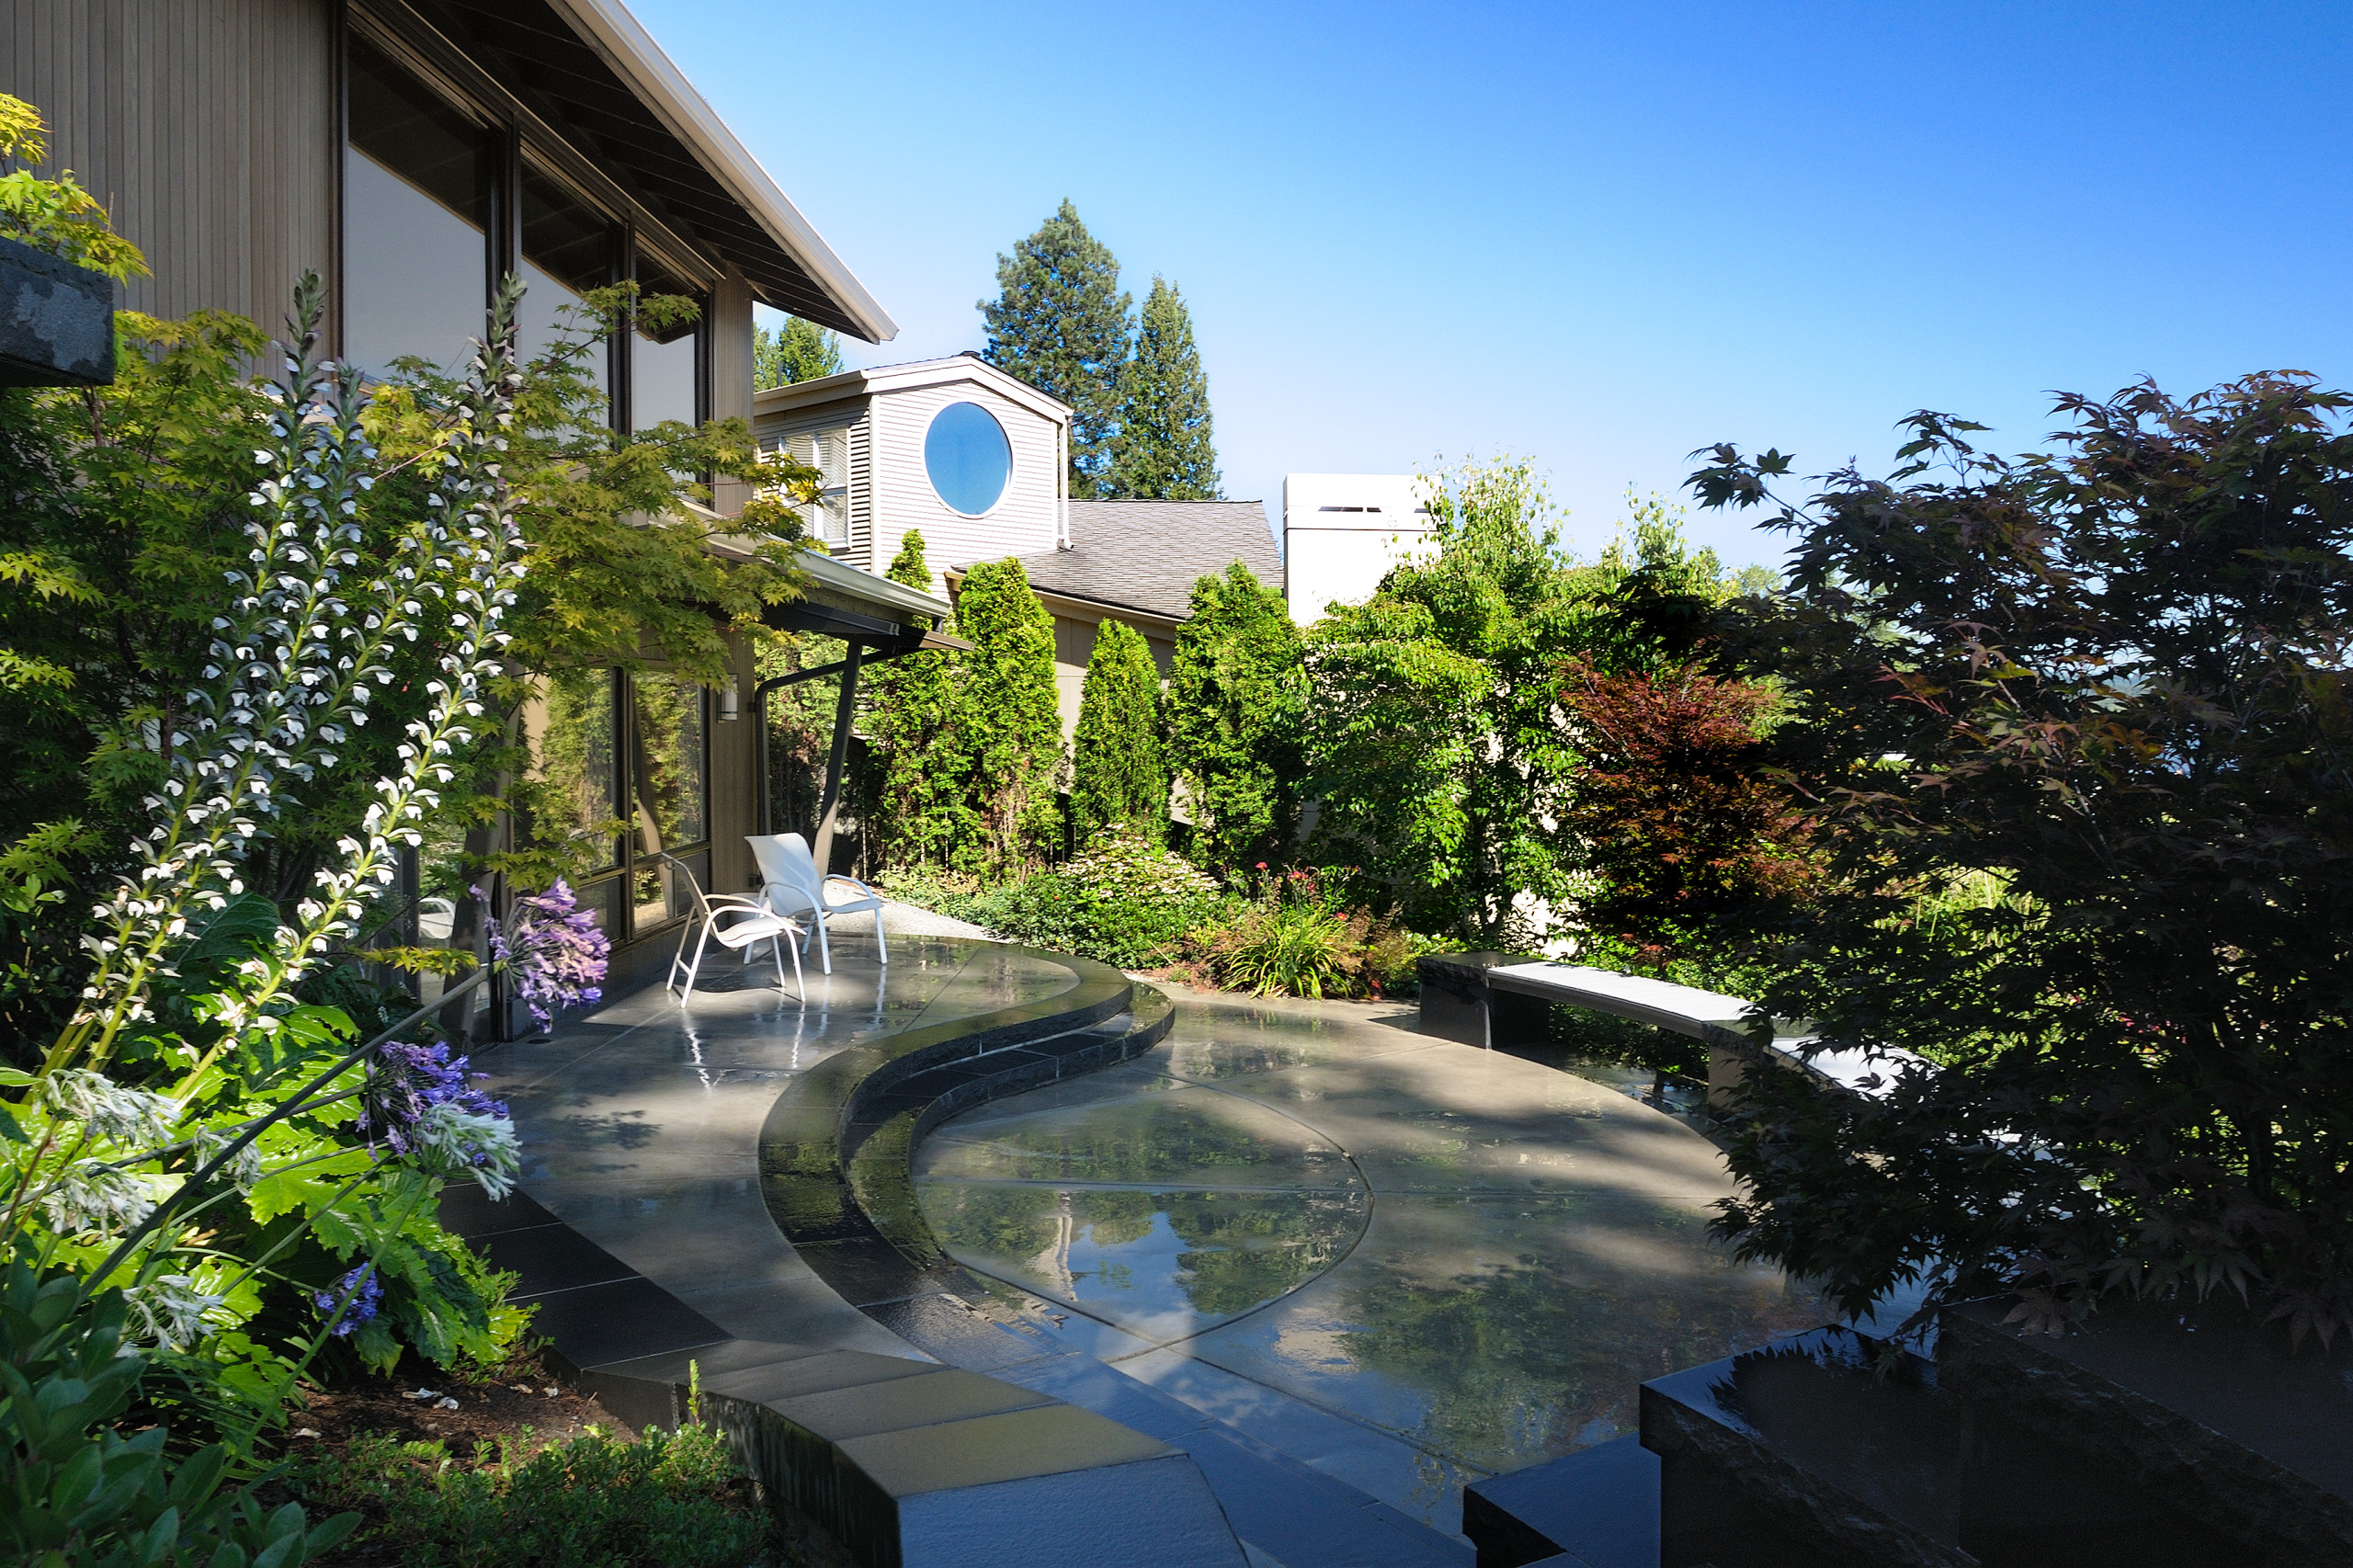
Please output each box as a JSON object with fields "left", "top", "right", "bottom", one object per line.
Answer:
{"left": 1058, "top": 415, "right": 1071, "bottom": 549}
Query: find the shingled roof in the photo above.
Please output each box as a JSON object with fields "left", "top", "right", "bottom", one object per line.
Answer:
{"left": 983, "top": 500, "right": 1284, "bottom": 623}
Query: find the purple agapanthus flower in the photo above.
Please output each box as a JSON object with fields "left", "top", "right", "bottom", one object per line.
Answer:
{"left": 486, "top": 879, "right": 610, "bottom": 1028}
{"left": 313, "top": 1264, "right": 381, "bottom": 1336}
{"left": 359, "top": 1040, "right": 507, "bottom": 1157}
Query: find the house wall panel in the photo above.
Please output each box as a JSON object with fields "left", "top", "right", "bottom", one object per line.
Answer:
{"left": 708, "top": 632, "right": 759, "bottom": 894}
{"left": 869, "top": 377, "right": 1060, "bottom": 597}
{"left": 707, "top": 265, "right": 754, "bottom": 513}
{"left": 3, "top": 0, "right": 335, "bottom": 335}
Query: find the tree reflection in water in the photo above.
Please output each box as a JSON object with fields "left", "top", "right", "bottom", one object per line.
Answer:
{"left": 913, "top": 990, "right": 1832, "bottom": 1534}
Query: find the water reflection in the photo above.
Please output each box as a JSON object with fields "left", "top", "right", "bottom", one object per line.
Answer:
{"left": 915, "top": 986, "right": 1825, "bottom": 1531}
{"left": 919, "top": 1182, "right": 1371, "bottom": 1335}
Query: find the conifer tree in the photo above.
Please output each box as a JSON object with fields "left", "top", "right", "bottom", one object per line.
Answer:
{"left": 1108, "top": 277, "right": 1220, "bottom": 499}
{"left": 1166, "top": 562, "right": 1306, "bottom": 873}
{"left": 980, "top": 200, "right": 1131, "bottom": 495}
{"left": 1071, "top": 619, "right": 1166, "bottom": 842}
{"left": 864, "top": 531, "right": 970, "bottom": 868}
{"left": 754, "top": 316, "right": 844, "bottom": 389}
{"left": 950, "top": 559, "right": 1066, "bottom": 873}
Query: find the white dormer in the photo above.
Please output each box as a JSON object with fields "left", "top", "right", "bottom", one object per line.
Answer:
{"left": 753, "top": 355, "right": 1073, "bottom": 590}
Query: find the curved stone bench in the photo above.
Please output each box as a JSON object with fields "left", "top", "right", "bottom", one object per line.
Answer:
{"left": 1417, "top": 950, "right": 1927, "bottom": 1105}
{"left": 450, "top": 948, "right": 1236, "bottom": 1568}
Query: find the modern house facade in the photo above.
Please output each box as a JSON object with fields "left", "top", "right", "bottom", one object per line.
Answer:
{"left": 1281, "top": 472, "right": 1435, "bottom": 623}
{"left": 2, "top": 0, "right": 930, "bottom": 970}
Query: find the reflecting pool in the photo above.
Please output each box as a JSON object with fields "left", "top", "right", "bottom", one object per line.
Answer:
{"left": 913, "top": 986, "right": 1824, "bottom": 1531}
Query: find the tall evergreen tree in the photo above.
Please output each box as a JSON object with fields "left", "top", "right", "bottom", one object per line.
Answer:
{"left": 979, "top": 200, "right": 1131, "bottom": 495}
{"left": 1166, "top": 562, "right": 1306, "bottom": 874}
{"left": 1071, "top": 619, "right": 1166, "bottom": 842}
{"left": 754, "top": 316, "right": 844, "bottom": 390}
{"left": 950, "top": 559, "right": 1066, "bottom": 874}
{"left": 1108, "top": 277, "right": 1220, "bottom": 499}
{"left": 864, "top": 531, "right": 970, "bottom": 868}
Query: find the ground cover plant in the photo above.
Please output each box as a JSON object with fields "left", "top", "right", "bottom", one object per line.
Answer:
{"left": 1692, "top": 375, "right": 2353, "bottom": 1345}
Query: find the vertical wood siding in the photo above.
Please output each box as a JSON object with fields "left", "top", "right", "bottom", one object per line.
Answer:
{"left": 3, "top": 0, "right": 335, "bottom": 331}
{"left": 869, "top": 378, "right": 1060, "bottom": 595}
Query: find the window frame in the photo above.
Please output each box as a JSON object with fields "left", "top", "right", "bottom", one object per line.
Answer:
{"left": 338, "top": 4, "right": 717, "bottom": 436}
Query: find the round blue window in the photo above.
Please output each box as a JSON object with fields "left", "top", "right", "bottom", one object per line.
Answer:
{"left": 924, "top": 401, "right": 1013, "bottom": 515}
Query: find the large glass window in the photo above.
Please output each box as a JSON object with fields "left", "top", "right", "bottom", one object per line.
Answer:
{"left": 534, "top": 668, "right": 621, "bottom": 875}
{"left": 519, "top": 164, "right": 613, "bottom": 396}
{"left": 343, "top": 39, "right": 492, "bottom": 381}
{"left": 925, "top": 401, "right": 1012, "bottom": 515}
{"left": 632, "top": 249, "right": 701, "bottom": 432}
{"left": 527, "top": 668, "right": 708, "bottom": 941}
{"left": 629, "top": 674, "right": 707, "bottom": 932}
{"left": 340, "top": 39, "right": 709, "bottom": 431}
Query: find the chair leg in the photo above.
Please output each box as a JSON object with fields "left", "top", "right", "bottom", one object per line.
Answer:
{"left": 784, "top": 924, "right": 806, "bottom": 1003}
{"left": 678, "top": 925, "right": 712, "bottom": 1003}
{"left": 667, "top": 914, "right": 699, "bottom": 994}
{"left": 815, "top": 914, "right": 832, "bottom": 976}
{"left": 873, "top": 909, "right": 888, "bottom": 966}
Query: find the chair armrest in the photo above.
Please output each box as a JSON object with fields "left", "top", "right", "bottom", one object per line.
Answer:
{"left": 703, "top": 893, "right": 774, "bottom": 913}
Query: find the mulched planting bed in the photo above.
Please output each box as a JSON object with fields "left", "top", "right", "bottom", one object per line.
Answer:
{"left": 276, "top": 1353, "right": 858, "bottom": 1568}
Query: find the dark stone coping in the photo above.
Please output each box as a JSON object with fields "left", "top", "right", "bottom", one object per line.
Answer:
{"left": 0, "top": 234, "right": 115, "bottom": 387}
{"left": 1461, "top": 1435, "right": 1657, "bottom": 1568}
{"left": 1938, "top": 1295, "right": 2353, "bottom": 1564}
{"left": 1634, "top": 1324, "right": 2257, "bottom": 1568}
{"left": 443, "top": 949, "right": 1238, "bottom": 1568}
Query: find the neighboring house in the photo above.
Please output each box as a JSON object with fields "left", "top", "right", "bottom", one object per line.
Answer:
{"left": 1281, "top": 472, "right": 1435, "bottom": 624}
{"left": 4, "top": 0, "right": 943, "bottom": 985}
{"left": 751, "top": 352, "right": 1073, "bottom": 586}
{"left": 948, "top": 499, "right": 1285, "bottom": 738}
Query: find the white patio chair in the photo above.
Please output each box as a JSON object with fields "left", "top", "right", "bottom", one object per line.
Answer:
{"left": 661, "top": 852, "right": 805, "bottom": 1004}
{"left": 745, "top": 832, "right": 888, "bottom": 974}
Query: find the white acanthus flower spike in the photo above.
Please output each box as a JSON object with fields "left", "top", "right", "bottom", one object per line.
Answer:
{"left": 123, "top": 1271, "right": 232, "bottom": 1352}
{"left": 40, "top": 1161, "right": 163, "bottom": 1238}
{"left": 39, "top": 1069, "right": 181, "bottom": 1151}
{"left": 193, "top": 1124, "right": 267, "bottom": 1190}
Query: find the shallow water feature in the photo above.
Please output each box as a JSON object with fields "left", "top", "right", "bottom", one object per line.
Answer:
{"left": 913, "top": 986, "right": 1824, "bottom": 1533}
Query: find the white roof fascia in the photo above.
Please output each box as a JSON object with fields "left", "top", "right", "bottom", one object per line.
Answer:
{"left": 755, "top": 357, "right": 1073, "bottom": 426}
{"left": 547, "top": 0, "right": 899, "bottom": 345}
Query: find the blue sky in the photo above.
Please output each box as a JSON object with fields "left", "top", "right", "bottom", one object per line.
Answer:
{"left": 638, "top": 1, "right": 2352, "bottom": 572}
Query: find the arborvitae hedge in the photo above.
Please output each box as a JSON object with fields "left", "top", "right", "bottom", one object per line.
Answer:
{"left": 1071, "top": 619, "right": 1166, "bottom": 843}
{"left": 950, "top": 558, "right": 1065, "bottom": 875}
{"left": 1166, "top": 561, "right": 1305, "bottom": 874}
{"left": 863, "top": 530, "right": 971, "bottom": 868}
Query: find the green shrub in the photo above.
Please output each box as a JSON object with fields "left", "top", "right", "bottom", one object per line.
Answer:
{"left": 881, "top": 830, "right": 1227, "bottom": 970}
{"left": 1190, "top": 873, "right": 1441, "bottom": 999}
{"left": 293, "top": 1422, "right": 765, "bottom": 1568}
{"left": 1199, "top": 902, "right": 1355, "bottom": 997}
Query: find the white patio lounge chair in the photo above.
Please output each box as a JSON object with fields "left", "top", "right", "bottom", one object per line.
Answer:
{"left": 662, "top": 852, "right": 805, "bottom": 1004}
{"left": 746, "top": 832, "right": 888, "bottom": 974}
